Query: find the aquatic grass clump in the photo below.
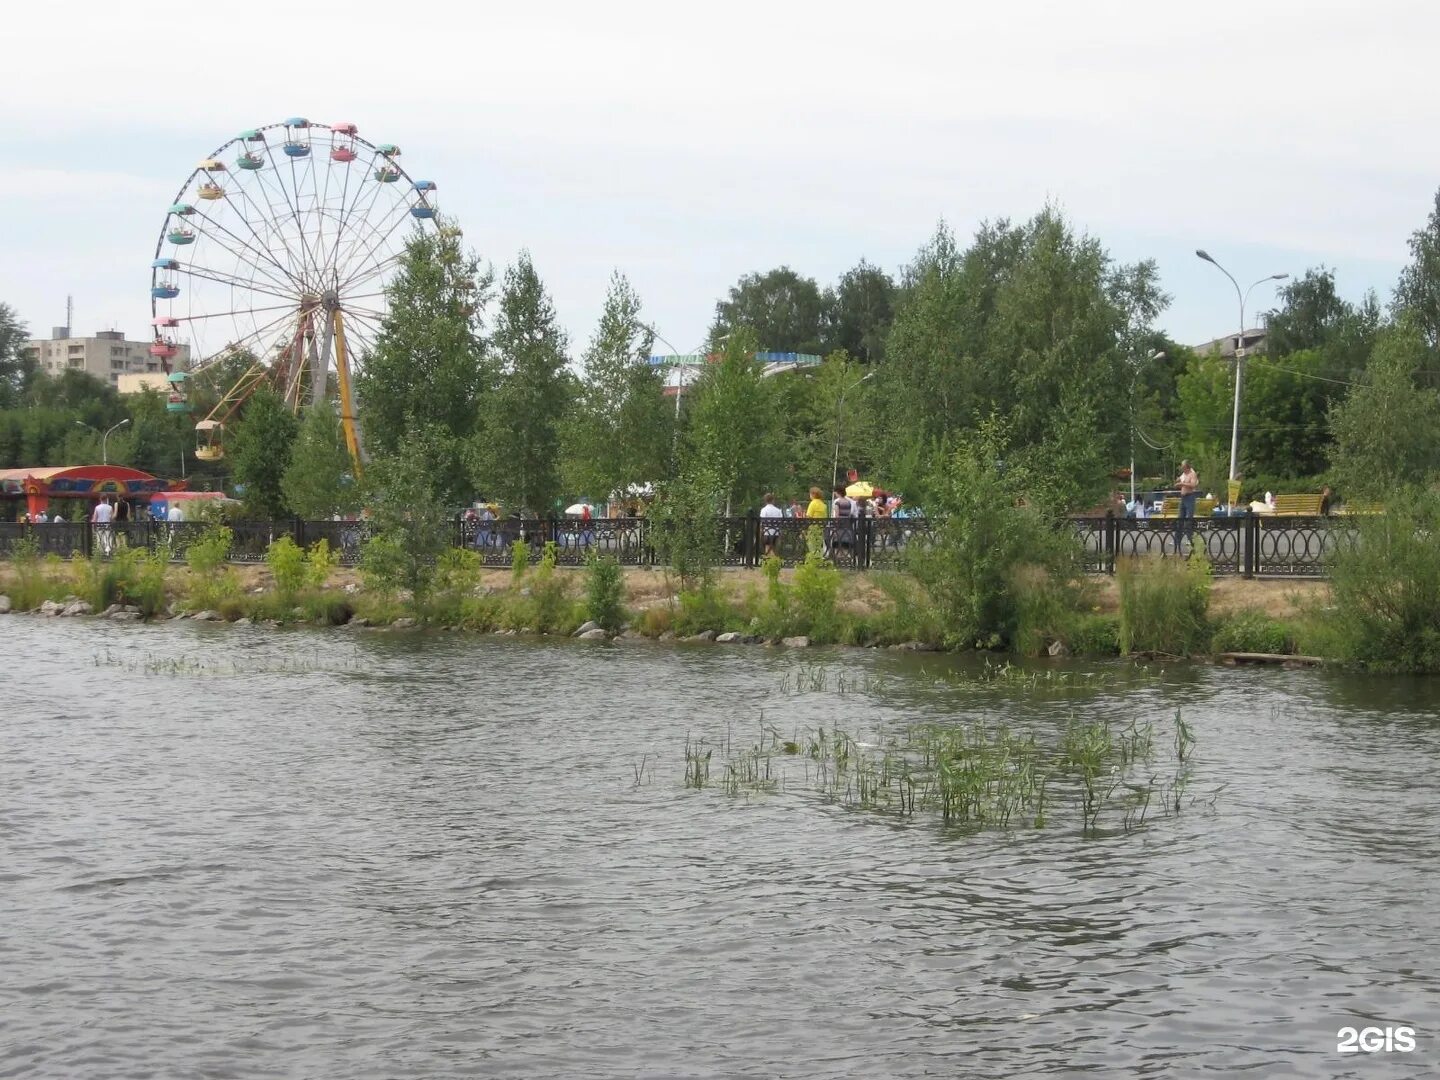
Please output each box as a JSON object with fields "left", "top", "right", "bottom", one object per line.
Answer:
{"left": 687, "top": 710, "right": 1201, "bottom": 836}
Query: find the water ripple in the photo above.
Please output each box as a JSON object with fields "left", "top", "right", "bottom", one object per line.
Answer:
{"left": 1, "top": 619, "right": 1438, "bottom": 1077}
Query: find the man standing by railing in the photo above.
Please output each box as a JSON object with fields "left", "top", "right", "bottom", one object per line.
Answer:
{"left": 1175, "top": 460, "right": 1199, "bottom": 554}
{"left": 91, "top": 496, "right": 114, "bottom": 557}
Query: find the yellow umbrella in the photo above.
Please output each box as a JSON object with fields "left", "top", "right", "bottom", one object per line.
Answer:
{"left": 845, "top": 481, "right": 874, "bottom": 498}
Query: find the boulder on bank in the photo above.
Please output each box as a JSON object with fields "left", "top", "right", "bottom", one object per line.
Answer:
{"left": 577, "top": 628, "right": 609, "bottom": 641}
{"left": 110, "top": 610, "right": 143, "bottom": 622}
{"left": 715, "top": 632, "right": 742, "bottom": 644}
{"left": 190, "top": 610, "right": 220, "bottom": 622}
{"left": 39, "top": 599, "right": 64, "bottom": 617}
{"left": 391, "top": 617, "right": 417, "bottom": 630}
{"left": 60, "top": 600, "right": 93, "bottom": 617}
{"left": 684, "top": 630, "right": 716, "bottom": 643}
{"left": 781, "top": 635, "right": 811, "bottom": 648}
{"left": 574, "top": 620, "right": 601, "bottom": 637}
{"left": 0, "top": 595, "right": 11, "bottom": 614}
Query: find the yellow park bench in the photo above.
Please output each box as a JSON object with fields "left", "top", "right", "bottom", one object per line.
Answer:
{"left": 1270, "top": 493, "right": 1326, "bottom": 516}
{"left": 1155, "top": 497, "right": 1216, "bottom": 519}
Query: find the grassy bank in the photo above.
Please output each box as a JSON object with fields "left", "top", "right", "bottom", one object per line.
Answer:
{"left": 0, "top": 539, "right": 1333, "bottom": 660}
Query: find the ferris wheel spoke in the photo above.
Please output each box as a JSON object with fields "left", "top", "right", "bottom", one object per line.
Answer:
{"left": 336, "top": 210, "right": 416, "bottom": 295}
{"left": 329, "top": 150, "right": 414, "bottom": 281}
{"left": 188, "top": 205, "right": 302, "bottom": 295}
{"left": 323, "top": 146, "right": 378, "bottom": 276}
{"left": 339, "top": 253, "right": 407, "bottom": 296}
{"left": 254, "top": 145, "right": 316, "bottom": 285}
{"left": 180, "top": 264, "right": 299, "bottom": 304}
{"left": 177, "top": 301, "right": 299, "bottom": 322}
{"left": 214, "top": 163, "right": 310, "bottom": 289}
{"left": 188, "top": 306, "right": 305, "bottom": 371}
{"left": 324, "top": 150, "right": 359, "bottom": 274}
{"left": 286, "top": 149, "right": 322, "bottom": 285}
{"left": 329, "top": 161, "right": 396, "bottom": 282}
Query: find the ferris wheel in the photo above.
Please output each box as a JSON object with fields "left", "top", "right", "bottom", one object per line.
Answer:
{"left": 148, "top": 117, "right": 444, "bottom": 469}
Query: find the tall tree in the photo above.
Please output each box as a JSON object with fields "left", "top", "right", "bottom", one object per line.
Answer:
{"left": 710, "top": 266, "right": 825, "bottom": 353}
{"left": 878, "top": 210, "right": 1165, "bottom": 508}
{"left": 821, "top": 261, "right": 896, "bottom": 362}
{"left": 1393, "top": 188, "right": 1440, "bottom": 353}
{"left": 1265, "top": 267, "right": 1380, "bottom": 374}
{"left": 230, "top": 388, "right": 299, "bottom": 518}
{"left": 476, "top": 252, "right": 572, "bottom": 514}
{"left": 680, "top": 326, "right": 779, "bottom": 513}
{"left": 0, "top": 303, "right": 29, "bottom": 409}
{"left": 562, "top": 272, "right": 672, "bottom": 503}
{"left": 358, "top": 225, "right": 494, "bottom": 501}
{"left": 1329, "top": 322, "right": 1440, "bottom": 498}
{"left": 281, "top": 402, "right": 357, "bottom": 519}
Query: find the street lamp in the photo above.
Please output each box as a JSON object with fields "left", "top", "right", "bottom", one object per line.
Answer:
{"left": 1195, "top": 250, "right": 1288, "bottom": 487}
{"left": 1130, "top": 350, "right": 1167, "bottom": 506}
{"left": 832, "top": 370, "right": 876, "bottom": 491}
{"left": 78, "top": 418, "right": 132, "bottom": 466}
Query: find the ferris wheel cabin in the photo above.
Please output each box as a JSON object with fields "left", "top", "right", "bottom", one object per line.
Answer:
{"left": 330, "top": 122, "right": 359, "bottom": 162}
{"left": 195, "top": 419, "right": 224, "bottom": 461}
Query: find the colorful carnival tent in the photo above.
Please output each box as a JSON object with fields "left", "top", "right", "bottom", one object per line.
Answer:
{"left": 0, "top": 465, "right": 171, "bottom": 519}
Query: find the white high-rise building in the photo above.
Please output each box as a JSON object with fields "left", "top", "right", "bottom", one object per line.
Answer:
{"left": 22, "top": 327, "right": 190, "bottom": 388}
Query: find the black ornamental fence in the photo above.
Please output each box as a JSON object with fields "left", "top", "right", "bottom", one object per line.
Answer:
{"left": 0, "top": 513, "right": 1358, "bottom": 578}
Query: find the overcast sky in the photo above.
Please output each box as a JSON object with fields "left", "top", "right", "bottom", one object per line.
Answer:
{"left": 3, "top": 0, "right": 1436, "bottom": 358}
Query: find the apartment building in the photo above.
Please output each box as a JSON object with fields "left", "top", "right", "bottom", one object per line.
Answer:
{"left": 23, "top": 327, "right": 191, "bottom": 388}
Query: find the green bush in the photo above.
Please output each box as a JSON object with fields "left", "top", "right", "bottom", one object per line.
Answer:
{"left": 510, "top": 538, "right": 529, "bottom": 582}
{"left": 866, "top": 573, "right": 944, "bottom": 646}
{"left": 1116, "top": 555, "right": 1211, "bottom": 656}
{"left": 584, "top": 554, "right": 626, "bottom": 632}
{"left": 1066, "top": 613, "right": 1121, "bottom": 656}
{"left": 1324, "top": 491, "right": 1440, "bottom": 671}
{"left": 186, "top": 524, "right": 233, "bottom": 577}
{"left": 675, "top": 586, "right": 733, "bottom": 636}
{"left": 909, "top": 422, "right": 1084, "bottom": 650}
{"left": 427, "top": 548, "right": 484, "bottom": 626}
{"left": 1011, "top": 564, "right": 1094, "bottom": 657}
{"left": 792, "top": 526, "right": 841, "bottom": 642}
{"left": 266, "top": 536, "right": 308, "bottom": 600}
{"left": 1210, "top": 610, "right": 1290, "bottom": 655}
{"left": 4, "top": 535, "right": 55, "bottom": 611}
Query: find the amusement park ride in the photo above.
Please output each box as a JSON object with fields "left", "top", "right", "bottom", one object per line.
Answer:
{"left": 148, "top": 118, "right": 448, "bottom": 475}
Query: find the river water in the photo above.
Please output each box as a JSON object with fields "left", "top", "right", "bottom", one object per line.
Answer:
{"left": 2, "top": 618, "right": 1437, "bottom": 1079}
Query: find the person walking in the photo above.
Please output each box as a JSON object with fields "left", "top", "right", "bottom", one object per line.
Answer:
{"left": 759, "top": 492, "right": 783, "bottom": 556}
{"left": 1175, "top": 460, "right": 1199, "bottom": 553}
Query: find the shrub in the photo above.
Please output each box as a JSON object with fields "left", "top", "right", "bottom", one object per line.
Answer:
{"left": 186, "top": 524, "right": 233, "bottom": 577}
{"left": 866, "top": 572, "right": 944, "bottom": 646}
{"left": 675, "top": 586, "right": 732, "bottom": 636}
{"left": 1210, "top": 610, "right": 1290, "bottom": 655}
{"left": 792, "top": 525, "right": 841, "bottom": 642}
{"left": 1116, "top": 555, "right": 1211, "bottom": 656}
{"left": 649, "top": 474, "right": 721, "bottom": 592}
{"left": 909, "top": 421, "right": 1084, "bottom": 650}
{"left": 427, "top": 547, "right": 484, "bottom": 625}
{"left": 1067, "top": 613, "right": 1121, "bottom": 656}
{"left": 1012, "top": 563, "right": 1094, "bottom": 657}
{"left": 584, "top": 554, "right": 626, "bottom": 632}
{"left": 266, "top": 536, "right": 308, "bottom": 600}
{"left": 638, "top": 605, "right": 673, "bottom": 637}
{"left": 1324, "top": 491, "right": 1440, "bottom": 671}
{"left": 5, "top": 535, "right": 57, "bottom": 611}
{"left": 510, "top": 538, "right": 529, "bottom": 582}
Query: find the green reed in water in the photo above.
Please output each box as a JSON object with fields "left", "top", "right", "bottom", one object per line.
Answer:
{"left": 687, "top": 710, "right": 1200, "bottom": 836}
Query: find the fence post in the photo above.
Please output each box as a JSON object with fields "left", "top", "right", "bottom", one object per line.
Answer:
{"left": 1243, "top": 514, "right": 1257, "bottom": 578}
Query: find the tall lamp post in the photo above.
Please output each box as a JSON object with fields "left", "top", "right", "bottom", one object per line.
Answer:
{"left": 74, "top": 418, "right": 131, "bottom": 465}
{"left": 1194, "top": 250, "right": 1288, "bottom": 489}
{"left": 1130, "top": 350, "right": 1167, "bottom": 506}
{"left": 832, "top": 370, "right": 875, "bottom": 491}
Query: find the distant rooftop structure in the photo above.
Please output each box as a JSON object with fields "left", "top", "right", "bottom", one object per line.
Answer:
{"left": 22, "top": 329, "right": 191, "bottom": 388}
{"left": 1193, "top": 329, "right": 1267, "bottom": 359}
{"left": 648, "top": 351, "right": 822, "bottom": 395}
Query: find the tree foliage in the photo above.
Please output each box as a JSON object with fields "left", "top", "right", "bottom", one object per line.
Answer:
{"left": 281, "top": 402, "right": 357, "bottom": 519}
{"left": 1328, "top": 322, "right": 1440, "bottom": 498}
{"left": 358, "top": 226, "right": 493, "bottom": 503}
{"left": 475, "top": 252, "right": 572, "bottom": 514}
{"left": 229, "top": 387, "right": 299, "bottom": 518}
{"left": 710, "top": 266, "right": 825, "bottom": 354}
{"left": 679, "top": 326, "right": 779, "bottom": 513}
{"left": 562, "top": 271, "right": 671, "bottom": 503}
